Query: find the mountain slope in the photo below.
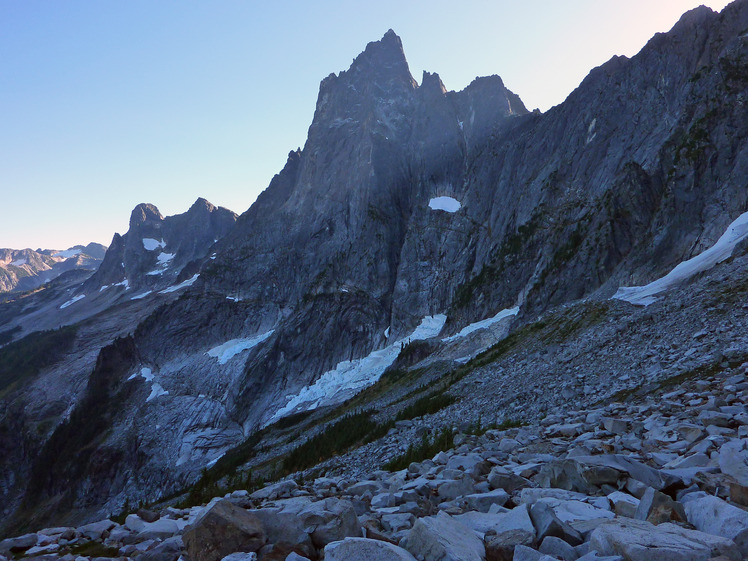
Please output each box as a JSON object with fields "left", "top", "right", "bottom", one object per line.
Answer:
{"left": 1, "top": 1, "right": 747, "bottom": 534}
{"left": 0, "top": 199, "right": 237, "bottom": 531}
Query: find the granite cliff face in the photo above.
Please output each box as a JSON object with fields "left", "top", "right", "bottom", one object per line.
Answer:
{"left": 1, "top": 2, "right": 747, "bottom": 534}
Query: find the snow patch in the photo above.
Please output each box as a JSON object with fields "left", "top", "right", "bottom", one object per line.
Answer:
{"left": 206, "top": 453, "right": 224, "bottom": 468}
{"left": 267, "top": 314, "right": 447, "bottom": 423}
{"left": 384, "top": 327, "right": 390, "bottom": 339}
{"left": 59, "top": 294, "right": 86, "bottom": 309}
{"left": 429, "top": 196, "right": 461, "bottom": 213}
{"left": 157, "top": 252, "right": 175, "bottom": 265}
{"left": 147, "top": 383, "right": 168, "bottom": 402}
{"left": 10, "top": 258, "right": 27, "bottom": 267}
{"left": 207, "top": 331, "right": 275, "bottom": 365}
{"left": 128, "top": 367, "right": 153, "bottom": 381}
{"left": 614, "top": 211, "right": 748, "bottom": 306}
{"left": 114, "top": 278, "right": 130, "bottom": 290}
{"left": 131, "top": 290, "right": 153, "bottom": 300}
{"left": 159, "top": 274, "right": 199, "bottom": 294}
{"left": 127, "top": 367, "right": 168, "bottom": 402}
{"left": 53, "top": 248, "right": 82, "bottom": 259}
{"left": 143, "top": 238, "right": 166, "bottom": 251}
{"left": 146, "top": 252, "right": 175, "bottom": 275}
{"left": 586, "top": 118, "right": 597, "bottom": 144}
{"left": 442, "top": 307, "right": 520, "bottom": 342}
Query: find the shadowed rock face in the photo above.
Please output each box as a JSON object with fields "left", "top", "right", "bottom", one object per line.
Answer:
{"left": 2, "top": 2, "right": 748, "bottom": 533}
{"left": 204, "top": 7, "right": 747, "bottom": 432}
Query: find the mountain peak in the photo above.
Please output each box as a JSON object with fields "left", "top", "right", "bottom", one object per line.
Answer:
{"left": 188, "top": 197, "right": 216, "bottom": 214}
{"left": 421, "top": 71, "right": 447, "bottom": 94}
{"left": 129, "top": 203, "right": 163, "bottom": 229}
{"left": 674, "top": 4, "right": 715, "bottom": 28}
{"left": 345, "top": 28, "right": 415, "bottom": 88}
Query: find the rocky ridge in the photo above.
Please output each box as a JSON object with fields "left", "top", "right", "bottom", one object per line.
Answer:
{"left": 86, "top": 198, "right": 237, "bottom": 294}
{"left": 0, "top": 243, "right": 107, "bottom": 294}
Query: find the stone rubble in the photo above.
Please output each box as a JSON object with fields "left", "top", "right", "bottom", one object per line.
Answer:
{"left": 4, "top": 365, "right": 748, "bottom": 560}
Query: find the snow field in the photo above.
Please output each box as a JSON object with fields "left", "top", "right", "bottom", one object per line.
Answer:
{"left": 615, "top": 210, "right": 748, "bottom": 306}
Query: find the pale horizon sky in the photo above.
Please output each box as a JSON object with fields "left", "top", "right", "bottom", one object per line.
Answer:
{"left": 0, "top": 0, "right": 733, "bottom": 250}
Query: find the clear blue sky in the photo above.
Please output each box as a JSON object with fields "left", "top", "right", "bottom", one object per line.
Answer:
{"left": 0, "top": 0, "right": 732, "bottom": 250}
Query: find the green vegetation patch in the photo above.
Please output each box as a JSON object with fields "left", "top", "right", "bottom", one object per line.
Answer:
{"left": 0, "top": 325, "right": 78, "bottom": 397}
{"left": 395, "top": 390, "right": 456, "bottom": 421}
{"left": 0, "top": 326, "right": 21, "bottom": 347}
{"left": 67, "top": 541, "right": 120, "bottom": 558}
{"left": 282, "top": 411, "right": 381, "bottom": 474}
{"left": 384, "top": 427, "right": 455, "bottom": 471}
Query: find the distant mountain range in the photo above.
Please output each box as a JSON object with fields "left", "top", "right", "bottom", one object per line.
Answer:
{"left": 0, "top": 0, "right": 746, "bottom": 536}
{"left": 0, "top": 243, "right": 107, "bottom": 294}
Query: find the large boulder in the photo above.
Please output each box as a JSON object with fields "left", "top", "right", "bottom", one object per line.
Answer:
{"left": 511, "top": 545, "right": 558, "bottom": 560}
{"left": 246, "top": 508, "right": 314, "bottom": 558}
{"left": 446, "top": 454, "right": 492, "bottom": 478}
{"left": 400, "top": 511, "right": 486, "bottom": 561}
{"left": 718, "top": 439, "right": 748, "bottom": 504}
{"left": 249, "top": 479, "right": 298, "bottom": 501}
{"left": 0, "top": 534, "right": 37, "bottom": 555}
{"left": 589, "top": 518, "right": 740, "bottom": 561}
{"left": 183, "top": 499, "right": 266, "bottom": 561}
{"left": 484, "top": 529, "right": 535, "bottom": 561}
{"left": 488, "top": 466, "right": 530, "bottom": 493}
{"left": 682, "top": 492, "right": 748, "bottom": 556}
{"left": 632, "top": 488, "right": 685, "bottom": 525}
{"left": 464, "top": 489, "right": 510, "bottom": 512}
{"left": 138, "top": 536, "right": 184, "bottom": 561}
{"left": 534, "top": 460, "right": 592, "bottom": 494}
{"left": 529, "top": 502, "right": 582, "bottom": 546}
{"left": 136, "top": 518, "right": 182, "bottom": 540}
{"left": 607, "top": 492, "right": 639, "bottom": 518}
{"left": 297, "top": 498, "right": 362, "bottom": 548}
{"left": 324, "top": 537, "right": 417, "bottom": 560}
{"left": 539, "top": 536, "right": 579, "bottom": 561}
{"left": 125, "top": 514, "right": 148, "bottom": 533}
{"left": 219, "top": 554, "right": 256, "bottom": 561}
{"left": 456, "top": 504, "right": 535, "bottom": 537}
{"left": 437, "top": 477, "right": 475, "bottom": 501}
{"left": 77, "top": 519, "right": 116, "bottom": 540}
{"left": 572, "top": 456, "right": 677, "bottom": 491}
{"left": 347, "top": 480, "right": 385, "bottom": 497}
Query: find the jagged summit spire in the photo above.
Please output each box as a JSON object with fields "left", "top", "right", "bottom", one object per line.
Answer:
{"left": 343, "top": 28, "right": 416, "bottom": 88}
{"left": 188, "top": 197, "right": 215, "bottom": 213}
